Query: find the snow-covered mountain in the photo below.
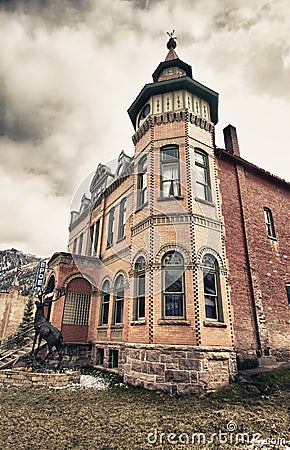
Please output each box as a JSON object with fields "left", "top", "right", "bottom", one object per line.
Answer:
{"left": 0, "top": 249, "right": 42, "bottom": 296}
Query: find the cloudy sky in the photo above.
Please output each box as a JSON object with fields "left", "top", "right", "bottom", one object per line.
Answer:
{"left": 0, "top": 0, "right": 289, "bottom": 257}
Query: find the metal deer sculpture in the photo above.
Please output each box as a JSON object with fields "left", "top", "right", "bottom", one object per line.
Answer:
{"left": 31, "top": 288, "right": 66, "bottom": 371}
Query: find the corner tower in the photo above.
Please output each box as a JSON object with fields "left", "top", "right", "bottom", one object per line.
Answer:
{"left": 125, "top": 36, "right": 236, "bottom": 393}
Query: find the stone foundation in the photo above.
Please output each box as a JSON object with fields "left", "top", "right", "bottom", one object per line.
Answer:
{"left": 94, "top": 343, "right": 237, "bottom": 395}
{"left": 62, "top": 343, "right": 94, "bottom": 368}
{"left": 0, "top": 369, "right": 80, "bottom": 387}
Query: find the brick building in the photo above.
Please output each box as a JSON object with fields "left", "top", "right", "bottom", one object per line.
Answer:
{"left": 46, "top": 38, "right": 290, "bottom": 394}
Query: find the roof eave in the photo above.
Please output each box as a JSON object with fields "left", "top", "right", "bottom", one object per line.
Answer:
{"left": 127, "top": 76, "right": 218, "bottom": 129}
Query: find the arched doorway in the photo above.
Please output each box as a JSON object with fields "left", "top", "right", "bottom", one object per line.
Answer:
{"left": 61, "top": 277, "right": 92, "bottom": 343}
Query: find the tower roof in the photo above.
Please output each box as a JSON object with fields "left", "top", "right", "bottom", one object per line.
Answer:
{"left": 128, "top": 35, "right": 219, "bottom": 129}
{"left": 152, "top": 33, "right": 192, "bottom": 82}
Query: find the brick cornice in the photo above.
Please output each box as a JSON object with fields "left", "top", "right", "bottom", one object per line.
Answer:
{"left": 132, "top": 111, "right": 214, "bottom": 145}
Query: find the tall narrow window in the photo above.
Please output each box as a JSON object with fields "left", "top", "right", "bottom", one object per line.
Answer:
{"left": 78, "top": 233, "right": 83, "bottom": 255}
{"left": 162, "top": 251, "right": 185, "bottom": 318}
{"left": 107, "top": 207, "right": 115, "bottom": 248}
{"left": 264, "top": 207, "right": 276, "bottom": 239}
{"left": 134, "top": 257, "right": 146, "bottom": 320}
{"left": 89, "top": 225, "right": 94, "bottom": 256}
{"left": 93, "top": 220, "right": 100, "bottom": 254}
{"left": 100, "top": 280, "right": 110, "bottom": 325}
{"left": 286, "top": 284, "right": 290, "bottom": 305}
{"left": 137, "top": 156, "right": 147, "bottom": 208}
{"left": 161, "top": 146, "right": 180, "bottom": 197}
{"left": 202, "top": 254, "right": 223, "bottom": 321}
{"left": 118, "top": 198, "right": 126, "bottom": 240}
{"left": 72, "top": 238, "right": 77, "bottom": 254}
{"left": 195, "top": 149, "right": 211, "bottom": 202}
{"left": 113, "top": 275, "right": 125, "bottom": 324}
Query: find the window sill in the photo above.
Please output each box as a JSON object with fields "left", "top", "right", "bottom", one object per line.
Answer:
{"left": 97, "top": 325, "right": 108, "bottom": 330}
{"left": 158, "top": 319, "right": 191, "bottom": 326}
{"left": 267, "top": 236, "right": 277, "bottom": 241}
{"left": 203, "top": 321, "right": 227, "bottom": 328}
{"left": 110, "top": 324, "right": 124, "bottom": 329}
{"left": 135, "top": 202, "right": 148, "bottom": 213}
{"left": 157, "top": 196, "right": 184, "bottom": 202}
{"left": 130, "top": 319, "right": 146, "bottom": 326}
{"left": 106, "top": 244, "right": 113, "bottom": 249}
{"left": 195, "top": 197, "right": 215, "bottom": 207}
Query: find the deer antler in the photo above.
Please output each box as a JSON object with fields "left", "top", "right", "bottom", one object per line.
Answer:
{"left": 43, "top": 287, "right": 66, "bottom": 305}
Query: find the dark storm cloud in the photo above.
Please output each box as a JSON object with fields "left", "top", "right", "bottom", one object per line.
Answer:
{"left": 0, "top": 0, "right": 289, "bottom": 256}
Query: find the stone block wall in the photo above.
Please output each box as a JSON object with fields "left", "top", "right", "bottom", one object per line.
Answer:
{"left": 94, "top": 342, "right": 237, "bottom": 395}
{"left": 0, "top": 369, "right": 80, "bottom": 387}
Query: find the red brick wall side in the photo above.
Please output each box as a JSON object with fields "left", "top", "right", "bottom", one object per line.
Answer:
{"left": 217, "top": 158, "right": 259, "bottom": 352}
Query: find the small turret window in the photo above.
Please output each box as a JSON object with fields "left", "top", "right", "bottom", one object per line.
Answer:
{"left": 195, "top": 149, "right": 212, "bottom": 202}
{"left": 160, "top": 145, "right": 181, "bottom": 197}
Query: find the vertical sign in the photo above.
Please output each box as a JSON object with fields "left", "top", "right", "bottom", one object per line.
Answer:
{"left": 33, "top": 260, "right": 47, "bottom": 292}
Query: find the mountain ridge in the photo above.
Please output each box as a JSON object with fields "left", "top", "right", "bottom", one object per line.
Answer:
{"left": 0, "top": 248, "right": 44, "bottom": 296}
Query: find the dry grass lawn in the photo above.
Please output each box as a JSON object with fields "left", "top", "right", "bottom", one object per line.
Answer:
{"left": 0, "top": 368, "right": 290, "bottom": 449}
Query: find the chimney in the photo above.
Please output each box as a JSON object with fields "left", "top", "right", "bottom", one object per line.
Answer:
{"left": 223, "top": 124, "right": 240, "bottom": 157}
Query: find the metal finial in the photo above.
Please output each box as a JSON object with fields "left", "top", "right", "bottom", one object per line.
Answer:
{"left": 166, "top": 30, "right": 177, "bottom": 49}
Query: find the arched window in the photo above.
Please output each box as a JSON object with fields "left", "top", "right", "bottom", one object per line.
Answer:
{"left": 113, "top": 274, "right": 125, "bottom": 324}
{"left": 137, "top": 155, "right": 147, "bottom": 208}
{"left": 134, "top": 257, "right": 146, "bottom": 320}
{"left": 160, "top": 145, "right": 180, "bottom": 197}
{"left": 195, "top": 149, "right": 211, "bottom": 202}
{"left": 162, "top": 251, "right": 185, "bottom": 318}
{"left": 202, "top": 254, "right": 223, "bottom": 321}
{"left": 264, "top": 207, "right": 276, "bottom": 239}
{"left": 100, "top": 280, "right": 110, "bottom": 325}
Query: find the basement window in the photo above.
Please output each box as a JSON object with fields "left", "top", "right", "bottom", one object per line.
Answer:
{"left": 109, "top": 349, "right": 119, "bottom": 368}
{"left": 96, "top": 348, "right": 104, "bottom": 366}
